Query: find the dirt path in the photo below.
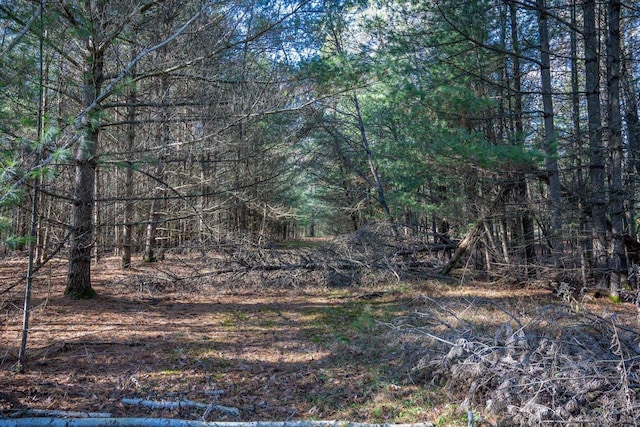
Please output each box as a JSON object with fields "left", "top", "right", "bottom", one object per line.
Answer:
{"left": 0, "top": 256, "right": 423, "bottom": 423}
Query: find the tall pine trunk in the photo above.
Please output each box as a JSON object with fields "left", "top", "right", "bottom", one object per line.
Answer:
{"left": 583, "top": 0, "right": 609, "bottom": 289}
{"left": 537, "top": 0, "right": 563, "bottom": 266}
{"left": 65, "top": 33, "right": 104, "bottom": 299}
{"left": 570, "top": 0, "right": 589, "bottom": 284}
{"left": 607, "top": 0, "right": 624, "bottom": 299}
{"left": 509, "top": 0, "right": 535, "bottom": 272}
{"left": 121, "top": 61, "right": 137, "bottom": 269}
{"left": 622, "top": 43, "right": 640, "bottom": 238}
{"left": 143, "top": 73, "right": 169, "bottom": 263}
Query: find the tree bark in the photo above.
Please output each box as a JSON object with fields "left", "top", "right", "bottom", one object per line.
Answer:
{"left": 537, "top": 0, "right": 563, "bottom": 267}
{"left": 583, "top": 0, "right": 609, "bottom": 289}
{"left": 509, "top": 0, "right": 535, "bottom": 272}
{"left": 121, "top": 60, "right": 137, "bottom": 269}
{"left": 143, "top": 72, "right": 169, "bottom": 263}
{"left": 352, "top": 92, "right": 394, "bottom": 226}
{"left": 570, "top": 0, "right": 590, "bottom": 285}
{"left": 607, "top": 0, "right": 624, "bottom": 299}
{"left": 622, "top": 43, "right": 640, "bottom": 238}
{"left": 66, "top": 9, "right": 105, "bottom": 298}
{"left": 441, "top": 220, "right": 483, "bottom": 276}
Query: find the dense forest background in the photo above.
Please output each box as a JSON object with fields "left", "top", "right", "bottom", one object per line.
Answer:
{"left": 1, "top": 0, "right": 640, "bottom": 300}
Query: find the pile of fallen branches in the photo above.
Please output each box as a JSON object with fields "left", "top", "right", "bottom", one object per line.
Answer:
{"left": 389, "top": 297, "right": 640, "bottom": 425}
{"left": 117, "top": 222, "right": 446, "bottom": 292}
{"left": 210, "top": 222, "right": 445, "bottom": 289}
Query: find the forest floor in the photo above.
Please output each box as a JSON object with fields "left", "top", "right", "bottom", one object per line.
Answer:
{"left": 0, "top": 253, "right": 639, "bottom": 426}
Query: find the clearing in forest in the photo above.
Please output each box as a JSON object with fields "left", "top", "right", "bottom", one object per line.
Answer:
{"left": 1, "top": 250, "right": 639, "bottom": 426}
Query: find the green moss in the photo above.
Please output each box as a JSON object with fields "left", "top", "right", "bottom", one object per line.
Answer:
{"left": 64, "top": 287, "right": 97, "bottom": 299}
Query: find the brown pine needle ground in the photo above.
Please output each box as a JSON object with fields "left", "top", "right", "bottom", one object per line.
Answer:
{"left": 1, "top": 254, "right": 638, "bottom": 426}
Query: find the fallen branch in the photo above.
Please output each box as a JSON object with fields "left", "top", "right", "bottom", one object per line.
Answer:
{"left": 7, "top": 409, "right": 112, "bottom": 418}
{"left": 121, "top": 398, "right": 240, "bottom": 416}
{"left": 0, "top": 418, "right": 435, "bottom": 427}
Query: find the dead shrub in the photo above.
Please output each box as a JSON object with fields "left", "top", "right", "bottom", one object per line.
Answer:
{"left": 389, "top": 297, "right": 640, "bottom": 426}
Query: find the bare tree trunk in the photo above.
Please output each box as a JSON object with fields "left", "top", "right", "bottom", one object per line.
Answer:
{"left": 66, "top": 20, "right": 104, "bottom": 298}
{"left": 622, "top": 45, "right": 640, "bottom": 238}
{"left": 144, "top": 141, "right": 166, "bottom": 262}
{"left": 509, "top": 0, "right": 535, "bottom": 272}
{"left": 143, "top": 45, "right": 170, "bottom": 262}
{"left": 442, "top": 219, "right": 483, "bottom": 276}
{"left": 584, "top": 0, "right": 609, "bottom": 289}
{"left": 144, "top": 195, "right": 163, "bottom": 262}
{"left": 121, "top": 61, "right": 137, "bottom": 269}
{"left": 93, "top": 164, "right": 100, "bottom": 262}
{"left": 537, "top": 0, "right": 563, "bottom": 267}
{"left": 570, "top": 0, "right": 591, "bottom": 284}
{"left": 607, "top": 0, "right": 624, "bottom": 299}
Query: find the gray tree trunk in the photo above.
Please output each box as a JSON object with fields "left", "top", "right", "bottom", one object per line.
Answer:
{"left": 509, "top": 0, "right": 535, "bottom": 272}
{"left": 607, "top": 0, "right": 624, "bottom": 299}
{"left": 352, "top": 92, "right": 394, "bottom": 225}
{"left": 622, "top": 43, "right": 640, "bottom": 238}
{"left": 121, "top": 61, "right": 137, "bottom": 269}
{"left": 583, "top": 0, "right": 609, "bottom": 289}
{"left": 537, "top": 0, "right": 563, "bottom": 267}
{"left": 65, "top": 9, "right": 105, "bottom": 298}
{"left": 143, "top": 73, "right": 170, "bottom": 263}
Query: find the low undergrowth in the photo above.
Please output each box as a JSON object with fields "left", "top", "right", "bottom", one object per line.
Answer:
{"left": 390, "top": 295, "right": 640, "bottom": 426}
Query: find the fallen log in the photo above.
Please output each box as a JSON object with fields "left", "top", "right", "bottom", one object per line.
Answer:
{"left": 441, "top": 220, "right": 483, "bottom": 276}
{"left": 6, "top": 409, "right": 112, "bottom": 418}
{"left": 121, "top": 398, "right": 239, "bottom": 416}
{"left": 0, "top": 418, "right": 435, "bottom": 427}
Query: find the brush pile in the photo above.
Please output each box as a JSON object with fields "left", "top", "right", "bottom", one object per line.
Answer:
{"left": 165, "top": 222, "right": 446, "bottom": 290}
{"left": 389, "top": 297, "right": 640, "bottom": 426}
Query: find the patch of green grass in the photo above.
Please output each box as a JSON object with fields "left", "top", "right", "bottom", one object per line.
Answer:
{"left": 434, "top": 404, "right": 470, "bottom": 427}
{"left": 169, "top": 347, "right": 187, "bottom": 357}
{"left": 305, "top": 299, "right": 401, "bottom": 345}
{"left": 159, "top": 369, "right": 184, "bottom": 375}
{"left": 194, "top": 356, "right": 232, "bottom": 370}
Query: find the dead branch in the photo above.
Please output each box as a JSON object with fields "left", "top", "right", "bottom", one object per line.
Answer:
{"left": 389, "top": 298, "right": 640, "bottom": 426}
{"left": 6, "top": 409, "right": 112, "bottom": 418}
{"left": 121, "top": 398, "right": 239, "bottom": 416}
{"left": 0, "top": 418, "right": 435, "bottom": 427}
